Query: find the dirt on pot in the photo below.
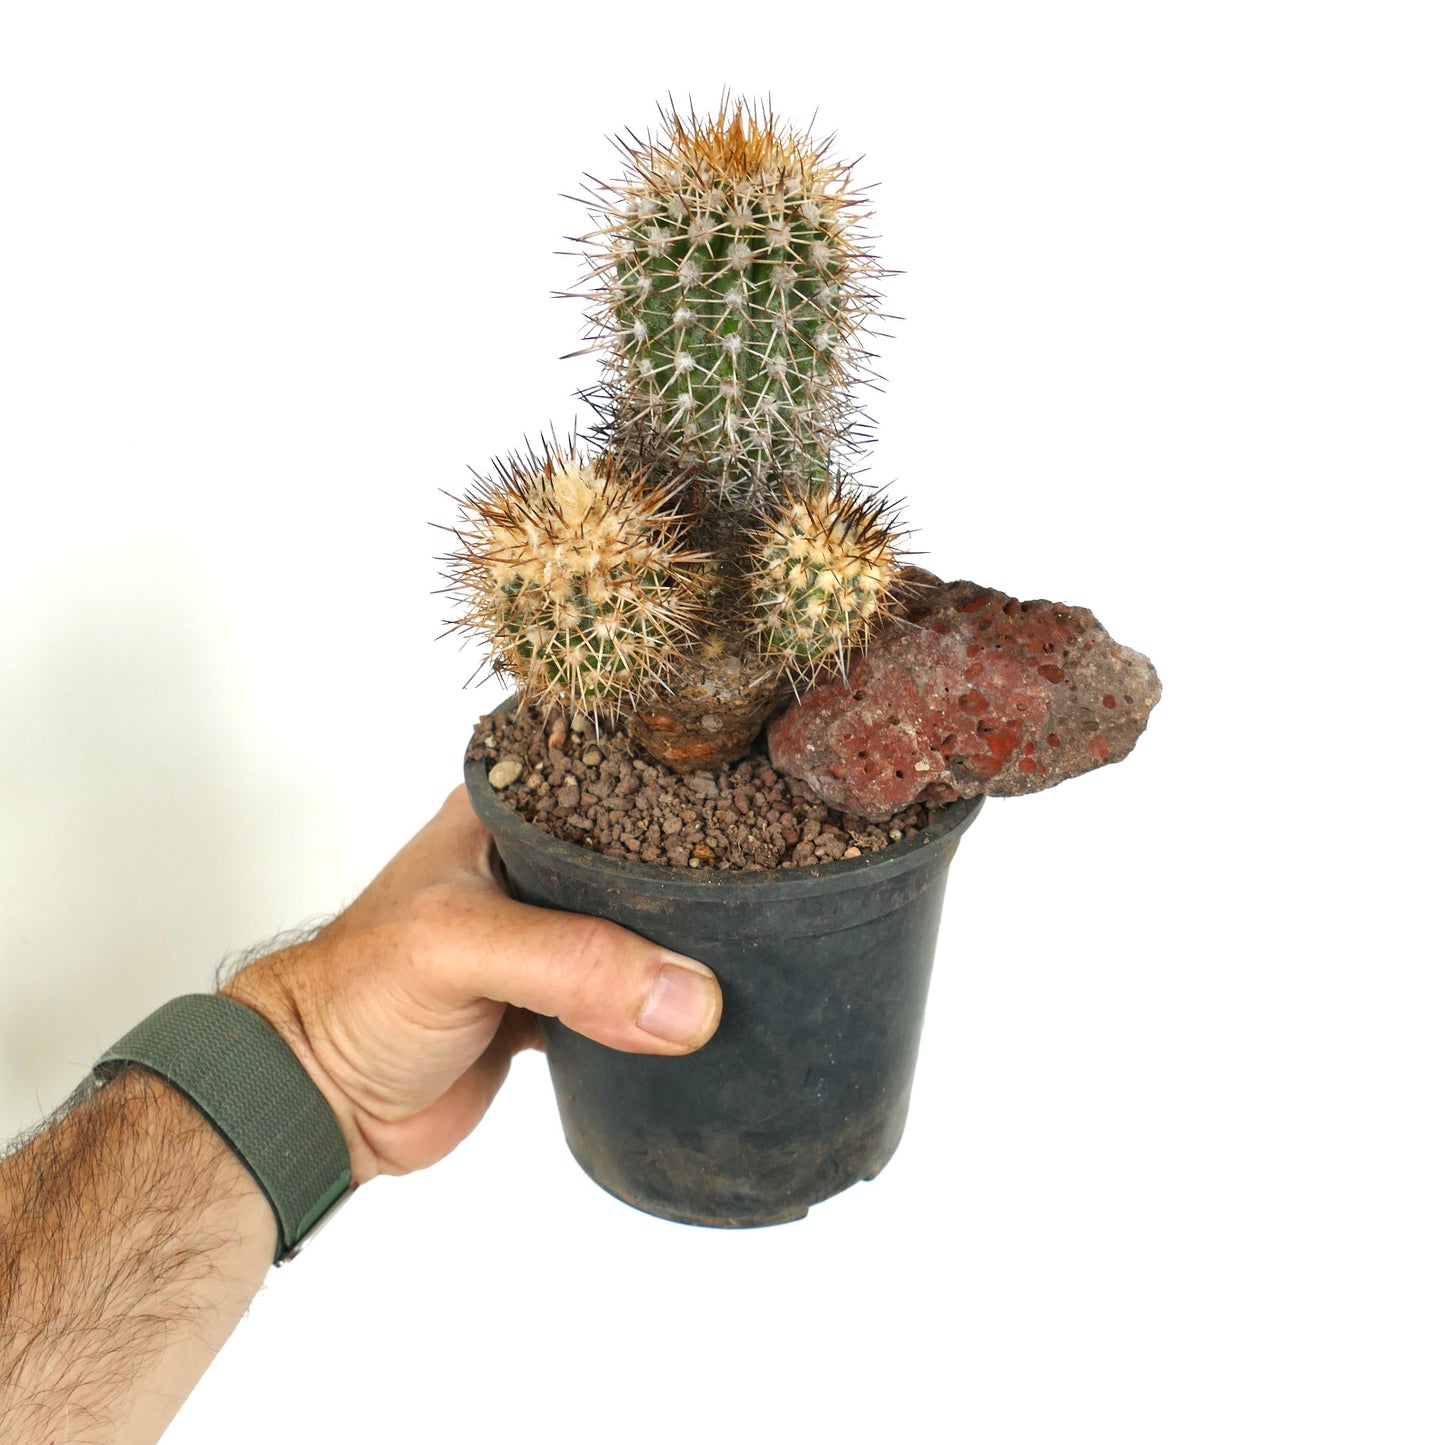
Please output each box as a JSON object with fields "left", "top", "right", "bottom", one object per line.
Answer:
{"left": 467, "top": 701, "right": 948, "bottom": 872}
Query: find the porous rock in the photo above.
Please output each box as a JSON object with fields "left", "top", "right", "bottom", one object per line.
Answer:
{"left": 767, "top": 580, "right": 1161, "bottom": 821}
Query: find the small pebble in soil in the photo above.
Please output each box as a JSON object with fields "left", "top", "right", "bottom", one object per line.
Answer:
{"left": 487, "top": 758, "right": 523, "bottom": 790}
{"left": 467, "top": 702, "right": 950, "bottom": 872}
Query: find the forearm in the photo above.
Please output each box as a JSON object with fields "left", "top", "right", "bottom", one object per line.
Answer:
{"left": 0, "top": 786, "right": 721, "bottom": 1438}
{"left": 0, "top": 1068, "right": 276, "bottom": 1444}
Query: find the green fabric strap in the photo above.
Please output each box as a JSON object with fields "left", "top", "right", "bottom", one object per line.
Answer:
{"left": 96, "top": 993, "right": 352, "bottom": 1264}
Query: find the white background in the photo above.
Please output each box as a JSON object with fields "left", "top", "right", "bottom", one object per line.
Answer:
{"left": 1, "top": 2, "right": 1440, "bottom": 1441}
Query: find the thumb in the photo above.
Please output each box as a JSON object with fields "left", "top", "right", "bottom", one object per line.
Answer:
{"left": 446, "top": 889, "right": 723, "bottom": 1055}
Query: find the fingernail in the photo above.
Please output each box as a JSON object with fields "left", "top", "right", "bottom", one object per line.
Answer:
{"left": 636, "top": 954, "right": 720, "bottom": 1047}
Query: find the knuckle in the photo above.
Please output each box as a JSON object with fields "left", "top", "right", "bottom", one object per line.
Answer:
{"left": 556, "top": 916, "right": 630, "bottom": 1004}
{"left": 562, "top": 915, "right": 616, "bottom": 974}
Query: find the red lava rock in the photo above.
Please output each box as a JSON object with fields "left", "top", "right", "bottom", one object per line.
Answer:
{"left": 767, "top": 579, "right": 1162, "bottom": 821}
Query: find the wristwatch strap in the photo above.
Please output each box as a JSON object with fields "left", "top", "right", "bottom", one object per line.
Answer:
{"left": 96, "top": 993, "right": 353, "bottom": 1264}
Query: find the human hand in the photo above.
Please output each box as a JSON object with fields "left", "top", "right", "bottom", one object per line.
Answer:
{"left": 222, "top": 785, "right": 722, "bottom": 1184}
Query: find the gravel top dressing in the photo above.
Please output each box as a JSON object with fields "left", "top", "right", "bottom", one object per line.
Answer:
{"left": 467, "top": 702, "right": 947, "bottom": 872}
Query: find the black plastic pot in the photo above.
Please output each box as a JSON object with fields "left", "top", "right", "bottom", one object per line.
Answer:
{"left": 464, "top": 717, "right": 982, "bottom": 1227}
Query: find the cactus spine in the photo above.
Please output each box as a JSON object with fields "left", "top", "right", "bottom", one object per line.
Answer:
{"left": 580, "top": 100, "right": 884, "bottom": 503}
{"left": 748, "top": 483, "right": 904, "bottom": 683}
{"left": 445, "top": 441, "right": 704, "bottom": 715}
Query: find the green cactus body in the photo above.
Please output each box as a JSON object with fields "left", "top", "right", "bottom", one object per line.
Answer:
{"left": 747, "top": 482, "right": 904, "bottom": 682}
{"left": 445, "top": 443, "right": 704, "bottom": 715}
{"left": 583, "top": 103, "right": 882, "bottom": 502}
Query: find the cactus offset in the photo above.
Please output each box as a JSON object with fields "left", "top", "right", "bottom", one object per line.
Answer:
{"left": 578, "top": 100, "right": 884, "bottom": 504}
{"left": 444, "top": 441, "right": 705, "bottom": 716}
{"left": 747, "top": 482, "right": 904, "bottom": 684}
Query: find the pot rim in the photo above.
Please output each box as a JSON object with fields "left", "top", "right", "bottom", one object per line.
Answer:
{"left": 464, "top": 700, "right": 983, "bottom": 902}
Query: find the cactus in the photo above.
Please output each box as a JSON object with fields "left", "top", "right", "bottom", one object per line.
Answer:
{"left": 444, "top": 439, "right": 706, "bottom": 716}
{"left": 748, "top": 481, "right": 904, "bottom": 685}
{"left": 447, "top": 102, "right": 905, "bottom": 767}
{"left": 576, "top": 99, "right": 884, "bottom": 505}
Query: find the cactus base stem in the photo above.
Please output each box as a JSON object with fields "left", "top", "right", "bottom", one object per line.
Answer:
{"left": 628, "top": 652, "right": 791, "bottom": 771}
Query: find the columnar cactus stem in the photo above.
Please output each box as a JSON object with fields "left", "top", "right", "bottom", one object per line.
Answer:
{"left": 576, "top": 100, "right": 884, "bottom": 504}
